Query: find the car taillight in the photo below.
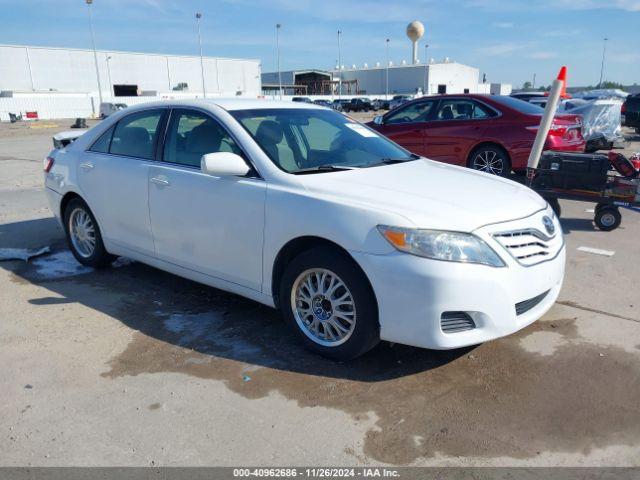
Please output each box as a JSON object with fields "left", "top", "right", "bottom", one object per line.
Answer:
{"left": 527, "top": 120, "right": 580, "bottom": 138}
{"left": 44, "top": 156, "right": 55, "bottom": 173}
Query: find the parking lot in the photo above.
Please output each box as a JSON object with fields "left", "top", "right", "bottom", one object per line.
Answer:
{"left": 1, "top": 118, "right": 639, "bottom": 466}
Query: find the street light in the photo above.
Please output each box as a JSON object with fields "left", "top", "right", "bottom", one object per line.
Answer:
{"left": 86, "top": 0, "right": 103, "bottom": 110}
{"left": 385, "top": 38, "right": 390, "bottom": 100}
{"left": 423, "top": 43, "right": 429, "bottom": 95}
{"left": 105, "top": 55, "right": 113, "bottom": 99}
{"left": 337, "top": 29, "right": 342, "bottom": 99}
{"left": 195, "top": 12, "right": 206, "bottom": 98}
{"left": 276, "top": 24, "right": 282, "bottom": 100}
{"left": 598, "top": 37, "right": 608, "bottom": 88}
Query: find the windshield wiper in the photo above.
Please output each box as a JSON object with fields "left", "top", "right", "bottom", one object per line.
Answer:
{"left": 363, "top": 154, "right": 420, "bottom": 168}
{"left": 291, "top": 165, "right": 359, "bottom": 175}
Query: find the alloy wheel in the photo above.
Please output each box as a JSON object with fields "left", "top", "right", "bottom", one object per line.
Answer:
{"left": 290, "top": 268, "right": 357, "bottom": 347}
{"left": 473, "top": 150, "right": 505, "bottom": 175}
{"left": 69, "top": 207, "right": 96, "bottom": 258}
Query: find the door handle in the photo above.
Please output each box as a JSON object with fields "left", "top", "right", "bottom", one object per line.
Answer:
{"left": 150, "top": 176, "right": 170, "bottom": 186}
{"left": 80, "top": 162, "right": 94, "bottom": 170}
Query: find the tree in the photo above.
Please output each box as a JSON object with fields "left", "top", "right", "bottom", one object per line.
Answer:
{"left": 522, "top": 81, "right": 532, "bottom": 90}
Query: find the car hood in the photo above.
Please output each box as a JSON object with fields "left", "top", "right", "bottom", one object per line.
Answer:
{"left": 298, "top": 159, "right": 547, "bottom": 232}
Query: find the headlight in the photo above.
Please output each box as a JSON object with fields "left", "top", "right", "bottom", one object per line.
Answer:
{"left": 377, "top": 225, "right": 505, "bottom": 267}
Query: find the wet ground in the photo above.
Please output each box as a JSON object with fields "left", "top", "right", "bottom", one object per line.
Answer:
{"left": 0, "top": 120, "right": 639, "bottom": 466}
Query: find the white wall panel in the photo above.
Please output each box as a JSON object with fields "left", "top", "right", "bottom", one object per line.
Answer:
{"left": 0, "top": 45, "right": 261, "bottom": 99}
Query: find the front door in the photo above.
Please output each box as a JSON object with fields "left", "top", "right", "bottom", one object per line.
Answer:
{"left": 424, "top": 98, "right": 492, "bottom": 165}
{"left": 148, "top": 108, "right": 266, "bottom": 292}
{"left": 77, "top": 108, "right": 166, "bottom": 256}
{"left": 377, "top": 99, "right": 437, "bottom": 156}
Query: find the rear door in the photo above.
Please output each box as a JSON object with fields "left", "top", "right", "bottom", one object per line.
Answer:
{"left": 375, "top": 99, "right": 437, "bottom": 156}
{"left": 424, "top": 98, "right": 495, "bottom": 165}
{"left": 78, "top": 108, "right": 166, "bottom": 256}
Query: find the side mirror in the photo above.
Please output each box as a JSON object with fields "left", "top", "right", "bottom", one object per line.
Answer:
{"left": 201, "top": 152, "right": 250, "bottom": 177}
{"left": 373, "top": 115, "right": 384, "bottom": 125}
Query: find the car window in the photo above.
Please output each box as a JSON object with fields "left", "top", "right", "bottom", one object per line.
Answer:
{"left": 163, "top": 109, "right": 241, "bottom": 168}
{"left": 232, "top": 108, "right": 414, "bottom": 173}
{"left": 89, "top": 125, "right": 115, "bottom": 153}
{"left": 385, "top": 100, "right": 435, "bottom": 124}
{"left": 495, "top": 95, "right": 544, "bottom": 114}
{"left": 109, "top": 109, "right": 164, "bottom": 159}
{"left": 238, "top": 115, "right": 297, "bottom": 171}
{"left": 435, "top": 99, "right": 495, "bottom": 121}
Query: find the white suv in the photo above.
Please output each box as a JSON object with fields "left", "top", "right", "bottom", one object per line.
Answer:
{"left": 44, "top": 99, "right": 565, "bottom": 359}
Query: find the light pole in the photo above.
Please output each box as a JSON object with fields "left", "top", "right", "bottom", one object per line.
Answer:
{"left": 385, "top": 38, "right": 390, "bottom": 100}
{"left": 598, "top": 37, "right": 608, "bottom": 88}
{"left": 423, "top": 43, "right": 429, "bottom": 95}
{"left": 86, "top": 0, "right": 103, "bottom": 109}
{"left": 337, "top": 29, "right": 342, "bottom": 99}
{"left": 105, "top": 55, "right": 113, "bottom": 99}
{"left": 533, "top": 73, "right": 536, "bottom": 90}
{"left": 276, "top": 24, "right": 282, "bottom": 100}
{"left": 195, "top": 12, "right": 206, "bottom": 98}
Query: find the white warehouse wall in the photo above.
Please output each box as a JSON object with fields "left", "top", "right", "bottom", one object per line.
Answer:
{"left": 425, "top": 63, "right": 480, "bottom": 95}
{"left": 333, "top": 62, "right": 479, "bottom": 96}
{"left": 0, "top": 45, "right": 261, "bottom": 98}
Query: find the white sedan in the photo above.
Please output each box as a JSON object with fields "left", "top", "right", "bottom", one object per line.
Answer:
{"left": 44, "top": 99, "right": 565, "bottom": 360}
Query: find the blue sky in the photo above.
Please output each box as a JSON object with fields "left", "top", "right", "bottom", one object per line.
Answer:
{"left": 1, "top": 0, "right": 639, "bottom": 87}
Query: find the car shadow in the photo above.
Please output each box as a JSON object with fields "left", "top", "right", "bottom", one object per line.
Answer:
{"left": 0, "top": 217, "right": 471, "bottom": 382}
{"left": 559, "top": 217, "right": 596, "bottom": 233}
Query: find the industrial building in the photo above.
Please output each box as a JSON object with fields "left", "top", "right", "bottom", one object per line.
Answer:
{"left": 0, "top": 44, "right": 261, "bottom": 97}
{"left": 0, "top": 44, "right": 262, "bottom": 120}
{"left": 335, "top": 60, "right": 481, "bottom": 96}
{"left": 261, "top": 21, "right": 510, "bottom": 98}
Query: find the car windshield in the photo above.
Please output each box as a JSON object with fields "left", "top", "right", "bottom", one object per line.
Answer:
{"left": 493, "top": 95, "right": 545, "bottom": 114}
{"left": 231, "top": 108, "right": 415, "bottom": 173}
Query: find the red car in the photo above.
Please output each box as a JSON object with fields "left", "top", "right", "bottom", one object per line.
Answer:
{"left": 367, "top": 94, "right": 585, "bottom": 176}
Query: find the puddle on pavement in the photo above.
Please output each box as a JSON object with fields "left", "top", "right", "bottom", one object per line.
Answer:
{"left": 102, "top": 291, "right": 640, "bottom": 464}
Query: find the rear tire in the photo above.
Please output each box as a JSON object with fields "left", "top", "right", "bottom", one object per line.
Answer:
{"left": 63, "top": 198, "right": 114, "bottom": 268}
{"left": 280, "top": 246, "right": 380, "bottom": 360}
{"left": 469, "top": 145, "right": 511, "bottom": 177}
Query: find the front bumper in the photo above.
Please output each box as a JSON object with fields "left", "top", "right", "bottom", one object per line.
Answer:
{"left": 351, "top": 208, "right": 565, "bottom": 350}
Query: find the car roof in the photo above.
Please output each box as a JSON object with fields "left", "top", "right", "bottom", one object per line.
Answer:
{"left": 116, "top": 98, "right": 325, "bottom": 113}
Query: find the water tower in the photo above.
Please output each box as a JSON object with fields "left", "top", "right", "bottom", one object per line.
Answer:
{"left": 406, "top": 20, "right": 425, "bottom": 65}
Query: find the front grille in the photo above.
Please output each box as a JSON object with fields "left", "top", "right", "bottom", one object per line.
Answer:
{"left": 441, "top": 312, "right": 476, "bottom": 333}
{"left": 515, "top": 290, "right": 550, "bottom": 316}
{"left": 492, "top": 229, "right": 556, "bottom": 266}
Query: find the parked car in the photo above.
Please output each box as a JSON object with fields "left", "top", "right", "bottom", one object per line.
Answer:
{"left": 292, "top": 97, "right": 313, "bottom": 103}
{"left": 52, "top": 130, "right": 84, "bottom": 149}
{"left": 371, "top": 98, "right": 389, "bottom": 110}
{"left": 510, "top": 92, "right": 547, "bottom": 103}
{"left": 368, "top": 94, "right": 585, "bottom": 176}
{"left": 389, "top": 95, "right": 412, "bottom": 110}
{"left": 99, "top": 102, "right": 127, "bottom": 119}
{"left": 313, "top": 99, "right": 333, "bottom": 109}
{"left": 342, "top": 98, "right": 373, "bottom": 112}
{"left": 332, "top": 99, "right": 349, "bottom": 112}
{"left": 44, "top": 100, "right": 565, "bottom": 360}
{"left": 622, "top": 93, "right": 640, "bottom": 133}
{"left": 375, "top": 98, "right": 391, "bottom": 110}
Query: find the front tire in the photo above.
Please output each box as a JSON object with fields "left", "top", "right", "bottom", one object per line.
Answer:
{"left": 280, "top": 246, "right": 380, "bottom": 360}
{"left": 64, "top": 198, "right": 114, "bottom": 267}
{"left": 469, "top": 145, "right": 511, "bottom": 176}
